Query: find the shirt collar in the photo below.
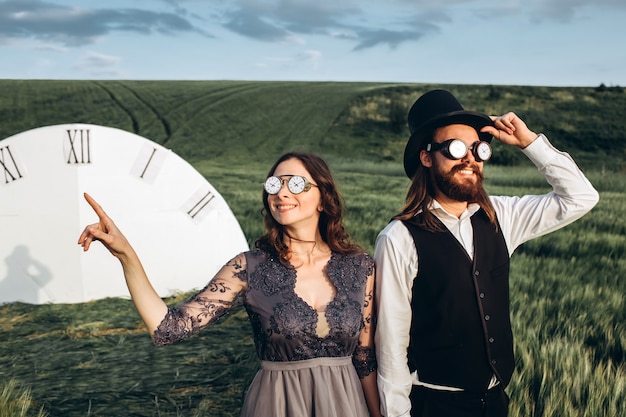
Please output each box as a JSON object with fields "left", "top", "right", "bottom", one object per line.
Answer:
{"left": 429, "top": 199, "right": 481, "bottom": 221}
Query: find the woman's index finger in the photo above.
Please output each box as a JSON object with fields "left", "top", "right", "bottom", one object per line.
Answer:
{"left": 83, "top": 192, "right": 108, "bottom": 219}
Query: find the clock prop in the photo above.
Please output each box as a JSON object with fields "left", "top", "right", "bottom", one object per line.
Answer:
{"left": 0, "top": 124, "right": 249, "bottom": 304}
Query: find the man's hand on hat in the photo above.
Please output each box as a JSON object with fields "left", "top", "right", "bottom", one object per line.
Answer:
{"left": 481, "top": 112, "right": 537, "bottom": 149}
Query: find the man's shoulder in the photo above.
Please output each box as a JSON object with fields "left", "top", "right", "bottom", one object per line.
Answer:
{"left": 378, "top": 219, "right": 409, "bottom": 237}
{"left": 376, "top": 219, "right": 414, "bottom": 251}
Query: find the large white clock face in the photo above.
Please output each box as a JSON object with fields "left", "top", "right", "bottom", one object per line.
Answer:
{"left": 0, "top": 124, "right": 249, "bottom": 304}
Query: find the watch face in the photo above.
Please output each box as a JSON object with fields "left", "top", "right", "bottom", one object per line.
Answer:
{"left": 0, "top": 124, "right": 249, "bottom": 304}
{"left": 264, "top": 176, "right": 283, "bottom": 194}
{"left": 476, "top": 141, "right": 492, "bottom": 161}
{"left": 288, "top": 175, "right": 306, "bottom": 194}
{"left": 448, "top": 139, "right": 468, "bottom": 159}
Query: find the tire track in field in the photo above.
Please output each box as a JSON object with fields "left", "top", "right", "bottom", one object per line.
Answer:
{"left": 171, "top": 82, "right": 363, "bottom": 156}
{"left": 247, "top": 82, "right": 364, "bottom": 152}
{"left": 92, "top": 81, "right": 140, "bottom": 133}
{"left": 171, "top": 82, "right": 339, "bottom": 143}
{"left": 162, "top": 82, "right": 268, "bottom": 142}
{"left": 114, "top": 82, "right": 172, "bottom": 142}
{"left": 205, "top": 82, "right": 313, "bottom": 149}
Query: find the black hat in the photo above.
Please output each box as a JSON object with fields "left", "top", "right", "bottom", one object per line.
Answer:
{"left": 403, "top": 89, "right": 494, "bottom": 178}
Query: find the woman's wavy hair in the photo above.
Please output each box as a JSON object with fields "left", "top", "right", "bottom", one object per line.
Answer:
{"left": 393, "top": 128, "right": 497, "bottom": 232}
{"left": 255, "top": 152, "right": 361, "bottom": 264}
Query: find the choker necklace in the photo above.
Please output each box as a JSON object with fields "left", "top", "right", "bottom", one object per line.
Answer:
{"left": 285, "top": 233, "right": 316, "bottom": 244}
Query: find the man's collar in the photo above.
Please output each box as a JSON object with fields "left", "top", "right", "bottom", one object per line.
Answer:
{"left": 430, "top": 199, "right": 480, "bottom": 219}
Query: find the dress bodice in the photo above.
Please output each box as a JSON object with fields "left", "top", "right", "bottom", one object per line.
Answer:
{"left": 243, "top": 249, "right": 372, "bottom": 361}
{"left": 153, "top": 248, "right": 376, "bottom": 377}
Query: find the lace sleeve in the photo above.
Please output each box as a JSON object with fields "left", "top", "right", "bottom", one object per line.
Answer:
{"left": 352, "top": 255, "right": 378, "bottom": 379}
{"left": 153, "top": 253, "right": 248, "bottom": 346}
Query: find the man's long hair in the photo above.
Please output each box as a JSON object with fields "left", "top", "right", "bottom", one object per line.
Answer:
{"left": 255, "top": 152, "right": 361, "bottom": 264}
{"left": 394, "top": 134, "right": 497, "bottom": 232}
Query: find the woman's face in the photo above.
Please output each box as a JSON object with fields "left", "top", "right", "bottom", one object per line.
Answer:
{"left": 267, "top": 158, "right": 322, "bottom": 229}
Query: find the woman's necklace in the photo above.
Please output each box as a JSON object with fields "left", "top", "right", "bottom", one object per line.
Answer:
{"left": 285, "top": 234, "right": 329, "bottom": 256}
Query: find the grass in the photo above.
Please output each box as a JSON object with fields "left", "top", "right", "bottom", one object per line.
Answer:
{"left": 1, "top": 299, "right": 257, "bottom": 417}
{"left": 0, "top": 379, "right": 46, "bottom": 417}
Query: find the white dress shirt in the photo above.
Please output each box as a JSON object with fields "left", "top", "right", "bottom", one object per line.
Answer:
{"left": 374, "top": 134, "right": 599, "bottom": 417}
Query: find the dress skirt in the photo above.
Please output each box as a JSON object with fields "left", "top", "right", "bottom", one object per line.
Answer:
{"left": 240, "top": 356, "right": 369, "bottom": 417}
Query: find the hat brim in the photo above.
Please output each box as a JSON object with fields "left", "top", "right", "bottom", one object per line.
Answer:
{"left": 403, "top": 111, "right": 494, "bottom": 178}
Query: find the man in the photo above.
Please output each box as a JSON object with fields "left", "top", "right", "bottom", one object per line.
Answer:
{"left": 374, "top": 89, "right": 599, "bottom": 417}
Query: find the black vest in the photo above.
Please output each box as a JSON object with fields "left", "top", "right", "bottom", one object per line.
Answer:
{"left": 402, "top": 209, "right": 514, "bottom": 392}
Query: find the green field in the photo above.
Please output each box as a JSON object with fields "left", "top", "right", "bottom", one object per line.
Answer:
{"left": 2, "top": 80, "right": 625, "bottom": 171}
{"left": 1, "top": 81, "right": 625, "bottom": 416}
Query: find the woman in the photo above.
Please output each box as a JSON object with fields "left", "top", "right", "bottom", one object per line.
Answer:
{"left": 78, "top": 152, "right": 382, "bottom": 417}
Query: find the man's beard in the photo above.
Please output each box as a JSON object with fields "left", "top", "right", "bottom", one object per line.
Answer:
{"left": 432, "top": 162, "right": 486, "bottom": 202}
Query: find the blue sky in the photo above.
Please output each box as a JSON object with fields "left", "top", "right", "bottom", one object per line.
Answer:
{"left": 1, "top": 0, "right": 624, "bottom": 86}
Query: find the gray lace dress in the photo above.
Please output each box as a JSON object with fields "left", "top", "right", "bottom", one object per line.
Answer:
{"left": 153, "top": 248, "right": 377, "bottom": 417}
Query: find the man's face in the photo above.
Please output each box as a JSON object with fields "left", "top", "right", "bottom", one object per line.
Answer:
{"left": 421, "top": 124, "right": 486, "bottom": 203}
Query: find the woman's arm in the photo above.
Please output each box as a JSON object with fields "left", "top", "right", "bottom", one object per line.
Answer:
{"left": 152, "top": 253, "right": 247, "bottom": 345}
{"left": 78, "top": 193, "right": 248, "bottom": 343}
{"left": 78, "top": 192, "right": 168, "bottom": 333}
{"left": 355, "top": 261, "right": 382, "bottom": 417}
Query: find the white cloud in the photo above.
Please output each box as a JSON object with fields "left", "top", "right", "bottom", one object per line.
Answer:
{"left": 73, "top": 51, "right": 125, "bottom": 77}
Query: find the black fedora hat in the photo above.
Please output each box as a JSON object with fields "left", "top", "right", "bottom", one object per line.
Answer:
{"left": 403, "top": 89, "right": 494, "bottom": 178}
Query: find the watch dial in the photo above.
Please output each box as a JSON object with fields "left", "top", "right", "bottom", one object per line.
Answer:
{"left": 264, "top": 176, "right": 283, "bottom": 194}
{"left": 448, "top": 139, "right": 468, "bottom": 159}
{"left": 288, "top": 175, "right": 306, "bottom": 194}
{"left": 476, "top": 142, "right": 492, "bottom": 161}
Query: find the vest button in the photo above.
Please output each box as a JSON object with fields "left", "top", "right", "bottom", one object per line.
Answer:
{"left": 485, "top": 315, "right": 490, "bottom": 320}
{"left": 479, "top": 293, "right": 485, "bottom": 298}
{"left": 489, "top": 337, "right": 495, "bottom": 343}
{"left": 491, "top": 359, "right": 497, "bottom": 365}
{"left": 475, "top": 270, "right": 480, "bottom": 276}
